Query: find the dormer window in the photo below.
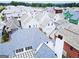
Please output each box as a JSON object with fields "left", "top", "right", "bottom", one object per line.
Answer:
{"left": 29, "top": 25, "right": 31, "bottom": 28}
{"left": 48, "top": 24, "right": 50, "bottom": 26}
{"left": 16, "top": 48, "right": 23, "bottom": 53}
{"left": 25, "top": 46, "right": 32, "bottom": 51}
{"left": 58, "top": 35, "right": 63, "bottom": 40}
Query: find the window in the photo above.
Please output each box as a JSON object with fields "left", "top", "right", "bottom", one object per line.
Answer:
{"left": 28, "top": 46, "right": 32, "bottom": 49}
{"left": 48, "top": 24, "right": 50, "bottom": 26}
{"left": 70, "top": 46, "right": 73, "bottom": 50}
{"left": 47, "top": 41, "right": 48, "bottom": 44}
{"left": 29, "top": 25, "right": 31, "bottom": 28}
{"left": 16, "top": 48, "right": 23, "bottom": 53}
{"left": 25, "top": 47, "right": 28, "bottom": 50}
{"left": 58, "top": 35, "right": 63, "bottom": 40}
{"left": 25, "top": 46, "right": 32, "bottom": 51}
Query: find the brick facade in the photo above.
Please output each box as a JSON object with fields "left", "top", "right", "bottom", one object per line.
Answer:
{"left": 64, "top": 42, "right": 79, "bottom": 58}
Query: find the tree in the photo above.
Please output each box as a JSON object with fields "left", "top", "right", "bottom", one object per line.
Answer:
{"left": 0, "top": 6, "right": 5, "bottom": 12}
{"left": 1, "top": 31, "right": 9, "bottom": 43}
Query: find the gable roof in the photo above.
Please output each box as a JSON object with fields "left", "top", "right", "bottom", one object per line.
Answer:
{"left": 35, "top": 43, "right": 57, "bottom": 58}
{"left": 0, "top": 28, "right": 50, "bottom": 57}
{"left": 55, "top": 25, "right": 79, "bottom": 51}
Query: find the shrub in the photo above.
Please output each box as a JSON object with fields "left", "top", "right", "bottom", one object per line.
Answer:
{"left": 1, "top": 15, "right": 5, "bottom": 21}
{"left": 0, "top": 6, "right": 5, "bottom": 13}
{"left": 1, "top": 31, "right": 9, "bottom": 43}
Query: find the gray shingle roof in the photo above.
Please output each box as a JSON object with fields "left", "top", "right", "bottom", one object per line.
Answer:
{"left": 35, "top": 43, "right": 57, "bottom": 58}
{"left": 0, "top": 28, "right": 50, "bottom": 57}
